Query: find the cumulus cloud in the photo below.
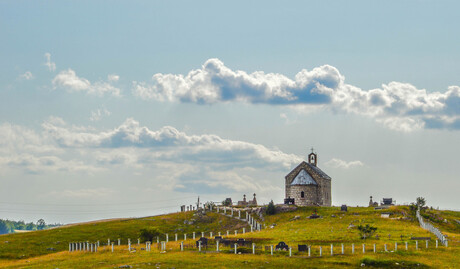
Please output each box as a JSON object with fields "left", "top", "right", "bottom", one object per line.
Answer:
{"left": 325, "top": 158, "right": 364, "bottom": 169}
{"left": 19, "top": 71, "right": 34, "bottom": 80}
{"left": 132, "top": 58, "right": 460, "bottom": 131}
{"left": 0, "top": 118, "right": 296, "bottom": 195}
{"left": 41, "top": 117, "right": 302, "bottom": 169}
{"left": 108, "top": 74, "right": 120, "bottom": 82}
{"left": 44, "top": 53, "right": 56, "bottom": 72}
{"left": 90, "top": 107, "right": 111, "bottom": 122}
{"left": 52, "top": 69, "right": 121, "bottom": 97}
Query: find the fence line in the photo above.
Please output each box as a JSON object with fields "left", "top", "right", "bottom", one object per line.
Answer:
{"left": 416, "top": 209, "right": 448, "bottom": 246}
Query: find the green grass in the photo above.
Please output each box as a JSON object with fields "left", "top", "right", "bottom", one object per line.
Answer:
{"left": 0, "top": 206, "right": 458, "bottom": 268}
{"left": 0, "top": 211, "right": 247, "bottom": 259}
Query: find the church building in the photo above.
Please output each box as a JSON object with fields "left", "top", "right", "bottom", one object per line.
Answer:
{"left": 284, "top": 150, "right": 332, "bottom": 206}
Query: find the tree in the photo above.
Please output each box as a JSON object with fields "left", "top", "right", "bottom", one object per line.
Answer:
{"left": 0, "top": 220, "right": 9, "bottom": 235}
{"left": 266, "top": 200, "right": 276, "bottom": 215}
{"left": 139, "top": 227, "right": 161, "bottom": 242}
{"left": 26, "top": 222, "right": 35, "bottom": 231}
{"left": 357, "top": 224, "right": 377, "bottom": 240}
{"left": 221, "top": 199, "right": 232, "bottom": 206}
{"left": 36, "top": 219, "right": 46, "bottom": 230}
{"left": 416, "top": 197, "right": 426, "bottom": 208}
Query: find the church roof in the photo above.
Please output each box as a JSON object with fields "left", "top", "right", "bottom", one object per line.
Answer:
{"left": 291, "top": 169, "right": 317, "bottom": 185}
{"left": 286, "top": 161, "right": 331, "bottom": 181}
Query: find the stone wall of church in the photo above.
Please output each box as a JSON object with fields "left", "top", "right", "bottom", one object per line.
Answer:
{"left": 286, "top": 185, "right": 319, "bottom": 206}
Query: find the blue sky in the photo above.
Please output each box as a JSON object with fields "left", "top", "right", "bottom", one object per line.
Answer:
{"left": 1, "top": 1, "right": 459, "bottom": 223}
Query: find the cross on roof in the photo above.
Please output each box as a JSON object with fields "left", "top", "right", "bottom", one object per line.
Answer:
{"left": 310, "top": 147, "right": 315, "bottom": 153}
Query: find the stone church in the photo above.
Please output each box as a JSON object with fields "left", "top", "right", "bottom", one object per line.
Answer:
{"left": 284, "top": 150, "right": 332, "bottom": 206}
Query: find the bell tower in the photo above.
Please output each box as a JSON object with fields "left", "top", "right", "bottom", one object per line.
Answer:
{"left": 308, "top": 147, "right": 317, "bottom": 167}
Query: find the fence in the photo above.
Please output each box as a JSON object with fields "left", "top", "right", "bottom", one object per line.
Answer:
{"left": 416, "top": 209, "right": 448, "bottom": 246}
{"left": 69, "top": 239, "right": 446, "bottom": 257}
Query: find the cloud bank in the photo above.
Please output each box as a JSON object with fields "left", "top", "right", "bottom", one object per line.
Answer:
{"left": 0, "top": 118, "right": 302, "bottom": 193}
{"left": 133, "top": 58, "right": 460, "bottom": 131}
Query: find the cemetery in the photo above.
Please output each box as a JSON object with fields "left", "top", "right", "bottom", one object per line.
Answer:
{"left": 0, "top": 202, "right": 458, "bottom": 268}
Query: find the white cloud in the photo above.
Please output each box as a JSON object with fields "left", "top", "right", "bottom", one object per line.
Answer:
{"left": 52, "top": 69, "right": 121, "bottom": 97}
{"left": 0, "top": 117, "right": 303, "bottom": 191}
{"left": 108, "top": 74, "right": 119, "bottom": 82}
{"left": 90, "top": 108, "right": 111, "bottom": 122}
{"left": 41, "top": 117, "right": 302, "bottom": 169}
{"left": 132, "top": 58, "right": 460, "bottom": 131}
{"left": 325, "top": 158, "right": 364, "bottom": 169}
{"left": 19, "top": 71, "right": 34, "bottom": 80}
{"left": 44, "top": 53, "right": 56, "bottom": 72}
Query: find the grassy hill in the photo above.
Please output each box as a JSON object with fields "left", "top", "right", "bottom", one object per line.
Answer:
{"left": 0, "top": 206, "right": 458, "bottom": 268}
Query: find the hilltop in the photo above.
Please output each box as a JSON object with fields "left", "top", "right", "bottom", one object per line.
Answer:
{"left": 0, "top": 206, "right": 458, "bottom": 268}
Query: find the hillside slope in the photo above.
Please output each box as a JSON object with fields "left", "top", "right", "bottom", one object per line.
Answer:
{"left": 0, "top": 206, "right": 458, "bottom": 268}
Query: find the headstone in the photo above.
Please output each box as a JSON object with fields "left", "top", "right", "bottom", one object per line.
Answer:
{"left": 235, "top": 230, "right": 237, "bottom": 235}
{"left": 405, "top": 241, "right": 408, "bottom": 250}
{"left": 166, "top": 234, "right": 169, "bottom": 243}
{"left": 331, "top": 244, "right": 333, "bottom": 255}
{"left": 373, "top": 244, "right": 376, "bottom": 253}
{"left": 216, "top": 240, "right": 219, "bottom": 252}
{"left": 252, "top": 243, "right": 256, "bottom": 254}
{"left": 234, "top": 243, "right": 237, "bottom": 254}
{"left": 201, "top": 232, "right": 204, "bottom": 238}
{"left": 111, "top": 243, "right": 114, "bottom": 252}
{"left": 193, "top": 232, "right": 195, "bottom": 239}
{"left": 352, "top": 243, "right": 355, "bottom": 254}
{"left": 275, "top": 241, "right": 289, "bottom": 251}
{"left": 210, "top": 232, "right": 213, "bottom": 238}
{"left": 108, "top": 239, "right": 110, "bottom": 246}
{"left": 270, "top": 245, "right": 273, "bottom": 255}
{"left": 362, "top": 244, "right": 365, "bottom": 253}
{"left": 342, "top": 243, "right": 344, "bottom": 254}
{"left": 243, "top": 228, "right": 245, "bottom": 234}
{"left": 395, "top": 242, "right": 398, "bottom": 251}
{"left": 180, "top": 241, "right": 184, "bottom": 251}
{"left": 298, "top": 245, "right": 308, "bottom": 252}
{"left": 184, "top": 234, "right": 187, "bottom": 240}
{"left": 319, "top": 246, "right": 322, "bottom": 256}
{"left": 118, "top": 238, "right": 120, "bottom": 246}
{"left": 289, "top": 247, "right": 292, "bottom": 257}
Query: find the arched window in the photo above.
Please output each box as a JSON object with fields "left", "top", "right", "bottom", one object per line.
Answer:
{"left": 301, "top": 191, "right": 305, "bottom": 198}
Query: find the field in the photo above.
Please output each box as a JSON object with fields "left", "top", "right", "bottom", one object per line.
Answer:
{"left": 0, "top": 206, "right": 458, "bottom": 268}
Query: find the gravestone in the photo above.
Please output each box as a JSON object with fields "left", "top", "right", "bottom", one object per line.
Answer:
{"left": 275, "top": 241, "right": 289, "bottom": 251}
{"left": 196, "top": 237, "right": 208, "bottom": 248}
{"left": 341, "top": 204, "right": 348, "bottom": 212}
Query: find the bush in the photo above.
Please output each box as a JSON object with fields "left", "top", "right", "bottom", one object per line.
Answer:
{"left": 357, "top": 224, "right": 377, "bottom": 239}
{"left": 139, "top": 227, "right": 161, "bottom": 242}
{"left": 266, "top": 200, "right": 276, "bottom": 215}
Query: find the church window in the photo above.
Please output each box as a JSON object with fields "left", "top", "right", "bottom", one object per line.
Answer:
{"left": 301, "top": 191, "right": 305, "bottom": 198}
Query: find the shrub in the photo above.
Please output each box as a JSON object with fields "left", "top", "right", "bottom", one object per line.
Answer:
{"left": 139, "top": 227, "right": 161, "bottom": 242}
{"left": 266, "top": 200, "right": 276, "bottom": 215}
{"left": 357, "top": 224, "right": 377, "bottom": 239}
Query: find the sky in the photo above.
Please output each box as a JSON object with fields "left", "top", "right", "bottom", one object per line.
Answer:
{"left": 1, "top": 1, "right": 459, "bottom": 224}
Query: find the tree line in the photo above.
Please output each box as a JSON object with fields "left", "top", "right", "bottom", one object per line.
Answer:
{"left": 0, "top": 219, "right": 62, "bottom": 234}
